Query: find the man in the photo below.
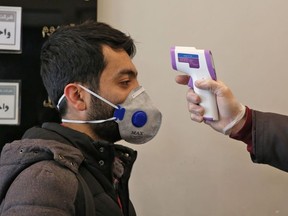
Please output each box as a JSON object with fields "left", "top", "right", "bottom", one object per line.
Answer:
{"left": 0, "top": 21, "right": 162, "bottom": 216}
{"left": 175, "top": 75, "right": 288, "bottom": 172}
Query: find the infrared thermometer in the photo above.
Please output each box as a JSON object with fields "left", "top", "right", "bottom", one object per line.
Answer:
{"left": 170, "top": 46, "right": 219, "bottom": 121}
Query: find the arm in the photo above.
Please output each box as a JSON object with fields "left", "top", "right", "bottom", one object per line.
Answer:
{"left": 1, "top": 161, "right": 78, "bottom": 216}
{"left": 251, "top": 110, "right": 288, "bottom": 172}
{"left": 176, "top": 75, "right": 288, "bottom": 172}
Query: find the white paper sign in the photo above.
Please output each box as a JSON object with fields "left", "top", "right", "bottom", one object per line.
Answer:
{"left": 0, "top": 6, "right": 22, "bottom": 52}
{"left": 0, "top": 81, "right": 21, "bottom": 125}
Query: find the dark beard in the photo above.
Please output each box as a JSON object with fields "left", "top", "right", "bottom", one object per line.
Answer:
{"left": 87, "top": 96, "right": 121, "bottom": 143}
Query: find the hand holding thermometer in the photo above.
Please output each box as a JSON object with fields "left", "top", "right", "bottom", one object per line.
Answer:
{"left": 170, "top": 46, "right": 219, "bottom": 121}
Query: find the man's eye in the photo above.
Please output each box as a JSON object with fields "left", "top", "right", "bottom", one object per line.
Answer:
{"left": 121, "top": 80, "right": 130, "bottom": 86}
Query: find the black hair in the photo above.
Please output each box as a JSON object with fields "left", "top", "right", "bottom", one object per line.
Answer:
{"left": 40, "top": 21, "right": 136, "bottom": 115}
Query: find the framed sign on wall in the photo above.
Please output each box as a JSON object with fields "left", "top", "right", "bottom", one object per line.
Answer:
{"left": 0, "top": 0, "right": 97, "bottom": 149}
{"left": 0, "top": 80, "right": 21, "bottom": 125}
{"left": 0, "top": 6, "right": 22, "bottom": 53}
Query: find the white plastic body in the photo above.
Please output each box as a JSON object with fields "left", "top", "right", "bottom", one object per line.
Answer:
{"left": 171, "top": 46, "right": 219, "bottom": 121}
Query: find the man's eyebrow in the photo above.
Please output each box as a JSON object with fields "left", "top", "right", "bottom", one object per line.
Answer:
{"left": 116, "top": 69, "right": 138, "bottom": 77}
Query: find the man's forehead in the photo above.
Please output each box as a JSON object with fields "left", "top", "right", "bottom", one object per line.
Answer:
{"left": 102, "top": 45, "right": 126, "bottom": 56}
{"left": 102, "top": 46, "right": 136, "bottom": 69}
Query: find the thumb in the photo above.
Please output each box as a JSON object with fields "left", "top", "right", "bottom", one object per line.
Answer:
{"left": 194, "top": 79, "right": 225, "bottom": 96}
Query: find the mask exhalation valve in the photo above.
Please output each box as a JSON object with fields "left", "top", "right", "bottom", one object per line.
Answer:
{"left": 132, "top": 111, "right": 147, "bottom": 127}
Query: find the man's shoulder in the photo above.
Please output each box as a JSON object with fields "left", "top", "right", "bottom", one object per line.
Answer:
{"left": 1, "top": 138, "right": 84, "bottom": 173}
{"left": 0, "top": 139, "right": 83, "bottom": 214}
{"left": 11, "top": 159, "right": 78, "bottom": 189}
{"left": 0, "top": 156, "right": 78, "bottom": 215}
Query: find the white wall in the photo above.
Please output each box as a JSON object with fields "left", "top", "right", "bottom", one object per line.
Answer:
{"left": 97, "top": 1, "right": 288, "bottom": 215}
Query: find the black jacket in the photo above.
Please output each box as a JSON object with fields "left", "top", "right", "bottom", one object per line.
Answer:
{"left": 252, "top": 110, "right": 288, "bottom": 172}
{"left": 0, "top": 122, "right": 137, "bottom": 216}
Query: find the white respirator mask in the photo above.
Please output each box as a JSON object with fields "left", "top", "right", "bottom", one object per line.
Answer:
{"left": 57, "top": 85, "right": 162, "bottom": 144}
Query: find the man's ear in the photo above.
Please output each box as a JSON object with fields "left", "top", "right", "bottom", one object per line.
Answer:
{"left": 64, "top": 83, "right": 87, "bottom": 111}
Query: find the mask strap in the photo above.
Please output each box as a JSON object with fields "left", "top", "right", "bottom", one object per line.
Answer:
{"left": 78, "top": 84, "right": 119, "bottom": 109}
{"left": 57, "top": 94, "right": 66, "bottom": 110}
{"left": 59, "top": 84, "right": 118, "bottom": 124}
{"left": 57, "top": 84, "right": 119, "bottom": 110}
{"left": 61, "top": 117, "right": 116, "bottom": 124}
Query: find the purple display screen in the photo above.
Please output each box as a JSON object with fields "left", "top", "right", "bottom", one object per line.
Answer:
{"left": 178, "top": 53, "right": 199, "bottom": 68}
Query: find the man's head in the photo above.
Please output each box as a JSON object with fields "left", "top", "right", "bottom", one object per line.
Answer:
{"left": 40, "top": 21, "right": 136, "bottom": 115}
{"left": 40, "top": 21, "right": 139, "bottom": 142}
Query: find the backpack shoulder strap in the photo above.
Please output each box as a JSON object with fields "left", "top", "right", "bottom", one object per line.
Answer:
{"left": 75, "top": 167, "right": 95, "bottom": 216}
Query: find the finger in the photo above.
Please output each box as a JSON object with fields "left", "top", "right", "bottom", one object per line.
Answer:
{"left": 194, "top": 79, "right": 228, "bottom": 97}
{"left": 194, "top": 79, "right": 218, "bottom": 91}
{"left": 186, "top": 89, "right": 201, "bottom": 104}
{"left": 175, "top": 75, "right": 190, "bottom": 85}
{"left": 190, "top": 113, "right": 204, "bottom": 123}
{"left": 187, "top": 102, "right": 205, "bottom": 116}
